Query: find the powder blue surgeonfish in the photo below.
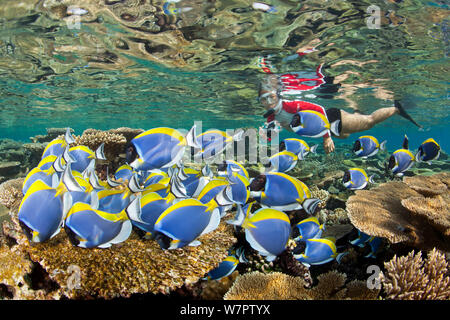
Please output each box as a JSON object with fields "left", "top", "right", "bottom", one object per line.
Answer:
{"left": 18, "top": 180, "right": 72, "bottom": 243}
{"left": 203, "top": 247, "right": 247, "bottom": 281}
{"left": 125, "top": 192, "right": 175, "bottom": 238}
{"left": 250, "top": 172, "right": 321, "bottom": 214}
{"left": 228, "top": 203, "right": 291, "bottom": 261}
{"left": 415, "top": 138, "right": 441, "bottom": 163}
{"left": 22, "top": 166, "right": 59, "bottom": 195}
{"left": 352, "top": 135, "right": 386, "bottom": 158}
{"left": 350, "top": 230, "right": 382, "bottom": 258}
{"left": 342, "top": 168, "right": 375, "bottom": 190}
{"left": 293, "top": 216, "right": 324, "bottom": 242}
{"left": 265, "top": 150, "right": 298, "bottom": 173}
{"left": 41, "top": 128, "right": 75, "bottom": 159}
{"left": 217, "top": 160, "right": 249, "bottom": 181}
{"left": 68, "top": 144, "right": 106, "bottom": 173}
{"left": 289, "top": 110, "right": 333, "bottom": 138}
{"left": 281, "top": 138, "right": 318, "bottom": 160}
{"left": 215, "top": 170, "right": 250, "bottom": 206}
{"left": 64, "top": 202, "right": 132, "bottom": 248}
{"left": 153, "top": 198, "right": 221, "bottom": 250}
{"left": 127, "top": 126, "right": 198, "bottom": 171}
{"left": 294, "top": 237, "right": 345, "bottom": 267}
{"left": 114, "top": 164, "right": 134, "bottom": 182}
{"left": 191, "top": 128, "right": 244, "bottom": 161}
{"left": 387, "top": 135, "right": 415, "bottom": 177}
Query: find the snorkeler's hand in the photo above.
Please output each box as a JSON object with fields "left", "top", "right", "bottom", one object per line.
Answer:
{"left": 323, "top": 136, "right": 335, "bottom": 154}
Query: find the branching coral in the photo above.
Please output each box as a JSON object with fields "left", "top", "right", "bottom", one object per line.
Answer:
{"left": 346, "top": 173, "right": 450, "bottom": 251}
{"left": 379, "top": 248, "right": 450, "bottom": 300}
{"left": 223, "top": 270, "right": 379, "bottom": 300}
{"left": 0, "top": 178, "right": 24, "bottom": 211}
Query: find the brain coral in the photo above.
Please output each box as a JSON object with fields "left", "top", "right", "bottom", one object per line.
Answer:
{"left": 346, "top": 173, "right": 450, "bottom": 251}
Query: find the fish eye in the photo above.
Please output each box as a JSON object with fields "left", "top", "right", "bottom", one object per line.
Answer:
{"left": 125, "top": 143, "right": 137, "bottom": 163}
{"left": 64, "top": 226, "right": 80, "bottom": 247}
{"left": 19, "top": 221, "right": 34, "bottom": 242}
{"left": 290, "top": 114, "right": 301, "bottom": 127}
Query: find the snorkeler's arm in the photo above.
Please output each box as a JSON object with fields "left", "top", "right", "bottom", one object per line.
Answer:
{"left": 323, "top": 135, "right": 334, "bottom": 154}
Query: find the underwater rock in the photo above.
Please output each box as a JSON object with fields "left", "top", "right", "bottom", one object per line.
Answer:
{"left": 379, "top": 248, "right": 450, "bottom": 300}
{"left": 346, "top": 173, "right": 450, "bottom": 251}
{"left": 223, "top": 270, "right": 379, "bottom": 300}
{"left": 200, "top": 271, "right": 240, "bottom": 300}
{"left": 0, "top": 178, "right": 24, "bottom": 212}
{"left": 0, "top": 161, "right": 21, "bottom": 178}
{"left": 316, "top": 170, "right": 344, "bottom": 189}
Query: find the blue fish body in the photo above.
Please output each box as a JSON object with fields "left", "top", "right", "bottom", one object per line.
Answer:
{"left": 349, "top": 230, "right": 372, "bottom": 247}
{"left": 194, "top": 130, "right": 229, "bottom": 160}
{"left": 253, "top": 172, "right": 318, "bottom": 212}
{"left": 240, "top": 206, "right": 291, "bottom": 261}
{"left": 22, "top": 168, "right": 58, "bottom": 195}
{"left": 294, "top": 238, "right": 339, "bottom": 266}
{"left": 114, "top": 164, "right": 134, "bottom": 182}
{"left": 68, "top": 146, "right": 95, "bottom": 173}
{"left": 129, "top": 128, "right": 187, "bottom": 171}
{"left": 220, "top": 160, "right": 249, "bottom": 180}
{"left": 225, "top": 172, "right": 250, "bottom": 205}
{"left": 37, "top": 155, "right": 58, "bottom": 171}
{"left": 205, "top": 256, "right": 239, "bottom": 280}
{"left": 126, "top": 192, "right": 173, "bottom": 236}
{"left": 415, "top": 138, "right": 441, "bottom": 162}
{"left": 18, "top": 181, "right": 65, "bottom": 242}
{"left": 153, "top": 198, "right": 220, "bottom": 249}
{"left": 342, "top": 168, "right": 373, "bottom": 190}
{"left": 294, "top": 217, "right": 323, "bottom": 241}
{"left": 267, "top": 151, "right": 298, "bottom": 173}
{"left": 283, "top": 138, "right": 317, "bottom": 159}
{"left": 290, "top": 111, "right": 330, "bottom": 138}
{"left": 196, "top": 179, "right": 229, "bottom": 204}
{"left": 366, "top": 237, "right": 382, "bottom": 258}
{"left": 97, "top": 189, "right": 131, "bottom": 213}
{"left": 41, "top": 139, "right": 66, "bottom": 159}
{"left": 64, "top": 202, "right": 131, "bottom": 248}
{"left": 389, "top": 149, "right": 415, "bottom": 175}
{"left": 353, "top": 136, "right": 386, "bottom": 158}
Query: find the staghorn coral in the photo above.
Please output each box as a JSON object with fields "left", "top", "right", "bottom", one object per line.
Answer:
{"left": 0, "top": 178, "right": 24, "bottom": 212}
{"left": 310, "top": 185, "right": 329, "bottom": 209}
{"left": 2, "top": 212, "right": 236, "bottom": 299}
{"left": 379, "top": 248, "right": 450, "bottom": 300}
{"left": 223, "top": 270, "right": 379, "bottom": 300}
{"left": 346, "top": 173, "right": 450, "bottom": 251}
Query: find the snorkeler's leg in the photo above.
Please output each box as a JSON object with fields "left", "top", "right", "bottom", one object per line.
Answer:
{"left": 340, "top": 107, "right": 397, "bottom": 135}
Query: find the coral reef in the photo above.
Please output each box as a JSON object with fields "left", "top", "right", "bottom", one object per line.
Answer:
{"left": 379, "top": 248, "right": 450, "bottom": 300}
{"left": 346, "top": 173, "right": 450, "bottom": 251}
{"left": 200, "top": 271, "right": 240, "bottom": 300}
{"left": 223, "top": 270, "right": 379, "bottom": 300}
{"left": 0, "top": 178, "right": 24, "bottom": 212}
{"left": 1, "top": 211, "right": 236, "bottom": 299}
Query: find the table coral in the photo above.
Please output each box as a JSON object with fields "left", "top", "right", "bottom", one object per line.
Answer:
{"left": 379, "top": 248, "right": 450, "bottom": 300}
{"left": 223, "top": 270, "right": 379, "bottom": 300}
{"left": 346, "top": 173, "right": 450, "bottom": 251}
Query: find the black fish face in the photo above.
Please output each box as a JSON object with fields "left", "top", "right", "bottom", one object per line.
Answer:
{"left": 154, "top": 232, "right": 172, "bottom": 250}
{"left": 64, "top": 226, "right": 80, "bottom": 247}
{"left": 387, "top": 155, "right": 396, "bottom": 170}
{"left": 217, "top": 161, "right": 227, "bottom": 172}
{"left": 279, "top": 141, "right": 286, "bottom": 151}
{"left": 125, "top": 142, "right": 138, "bottom": 164}
{"left": 249, "top": 174, "right": 266, "bottom": 191}
{"left": 292, "top": 240, "right": 306, "bottom": 255}
{"left": 19, "top": 220, "right": 34, "bottom": 242}
{"left": 352, "top": 140, "right": 361, "bottom": 153}
{"left": 290, "top": 114, "right": 301, "bottom": 127}
{"left": 342, "top": 171, "right": 351, "bottom": 184}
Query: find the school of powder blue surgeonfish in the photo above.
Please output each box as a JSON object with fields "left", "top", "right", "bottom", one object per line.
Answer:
{"left": 17, "top": 123, "right": 442, "bottom": 281}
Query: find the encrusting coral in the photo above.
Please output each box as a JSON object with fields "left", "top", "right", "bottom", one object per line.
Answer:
{"left": 223, "top": 270, "right": 379, "bottom": 300}
{"left": 0, "top": 178, "right": 25, "bottom": 212}
{"left": 346, "top": 173, "right": 450, "bottom": 251}
{"left": 379, "top": 248, "right": 450, "bottom": 300}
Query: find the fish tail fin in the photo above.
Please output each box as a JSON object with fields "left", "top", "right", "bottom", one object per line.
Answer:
{"left": 369, "top": 175, "right": 376, "bottom": 184}
{"left": 310, "top": 144, "right": 318, "bottom": 154}
{"left": 302, "top": 198, "right": 321, "bottom": 215}
{"left": 64, "top": 127, "right": 76, "bottom": 145}
{"left": 226, "top": 204, "right": 246, "bottom": 226}
{"left": 394, "top": 100, "right": 422, "bottom": 128}
{"left": 95, "top": 143, "right": 107, "bottom": 160}
{"left": 125, "top": 195, "right": 146, "bottom": 224}
{"left": 330, "top": 120, "right": 341, "bottom": 137}
{"left": 380, "top": 140, "right": 387, "bottom": 151}
{"left": 206, "top": 198, "right": 219, "bottom": 212}
{"left": 185, "top": 124, "right": 201, "bottom": 149}
{"left": 128, "top": 173, "right": 144, "bottom": 193}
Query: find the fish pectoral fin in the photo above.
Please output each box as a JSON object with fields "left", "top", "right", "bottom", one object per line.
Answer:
{"left": 188, "top": 240, "right": 201, "bottom": 247}
{"left": 97, "top": 242, "right": 112, "bottom": 249}
{"left": 109, "top": 220, "right": 132, "bottom": 245}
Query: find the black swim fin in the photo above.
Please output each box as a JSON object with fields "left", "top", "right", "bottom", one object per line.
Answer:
{"left": 394, "top": 100, "right": 422, "bottom": 128}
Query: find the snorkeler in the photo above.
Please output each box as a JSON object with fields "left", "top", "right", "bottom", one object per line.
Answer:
{"left": 258, "top": 74, "right": 422, "bottom": 154}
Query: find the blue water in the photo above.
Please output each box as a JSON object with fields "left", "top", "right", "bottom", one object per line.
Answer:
{"left": 0, "top": 0, "right": 448, "bottom": 153}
